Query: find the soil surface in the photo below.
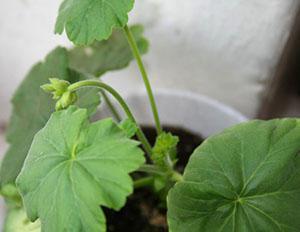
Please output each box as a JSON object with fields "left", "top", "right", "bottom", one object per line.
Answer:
{"left": 105, "top": 126, "right": 203, "bottom": 232}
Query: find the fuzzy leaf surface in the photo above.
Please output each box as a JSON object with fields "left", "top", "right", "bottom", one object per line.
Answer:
{"left": 168, "top": 119, "right": 300, "bottom": 232}
{"left": 0, "top": 47, "right": 100, "bottom": 187}
{"left": 119, "top": 118, "right": 138, "bottom": 138}
{"left": 16, "top": 107, "right": 145, "bottom": 232}
{"left": 68, "top": 25, "right": 149, "bottom": 77}
{"left": 55, "top": 0, "right": 134, "bottom": 45}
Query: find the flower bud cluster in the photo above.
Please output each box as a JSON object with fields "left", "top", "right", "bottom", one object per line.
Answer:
{"left": 41, "top": 78, "right": 77, "bottom": 110}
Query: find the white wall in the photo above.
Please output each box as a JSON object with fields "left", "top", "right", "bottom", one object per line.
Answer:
{"left": 0, "top": 132, "right": 8, "bottom": 229}
{"left": 0, "top": 0, "right": 299, "bottom": 122}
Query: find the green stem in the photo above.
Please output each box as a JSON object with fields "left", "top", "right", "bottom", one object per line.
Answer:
{"left": 172, "top": 171, "right": 183, "bottom": 182}
{"left": 68, "top": 80, "right": 152, "bottom": 156}
{"left": 100, "top": 90, "right": 122, "bottom": 122}
{"left": 134, "top": 176, "right": 154, "bottom": 189}
{"left": 137, "top": 164, "right": 165, "bottom": 176}
{"left": 123, "top": 25, "right": 162, "bottom": 135}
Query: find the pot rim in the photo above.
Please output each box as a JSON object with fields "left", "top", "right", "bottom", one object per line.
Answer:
{"left": 125, "top": 87, "right": 248, "bottom": 122}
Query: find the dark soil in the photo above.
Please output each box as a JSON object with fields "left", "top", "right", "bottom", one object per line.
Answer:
{"left": 105, "top": 126, "right": 204, "bottom": 232}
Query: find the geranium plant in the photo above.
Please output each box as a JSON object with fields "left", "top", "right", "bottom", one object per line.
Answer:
{"left": 1, "top": 0, "right": 300, "bottom": 231}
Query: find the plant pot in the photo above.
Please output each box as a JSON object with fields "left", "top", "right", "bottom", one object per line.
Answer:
{"left": 0, "top": 89, "right": 247, "bottom": 231}
{"left": 98, "top": 88, "right": 247, "bottom": 137}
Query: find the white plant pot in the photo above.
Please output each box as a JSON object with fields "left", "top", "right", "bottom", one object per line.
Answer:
{"left": 98, "top": 88, "right": 247, "bottom": 138}
{"left": 0, "top": 89, "right": 247, "bottom": 230}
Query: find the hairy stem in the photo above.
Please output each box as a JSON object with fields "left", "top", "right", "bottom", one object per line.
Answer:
{"left": 100, "top": 90, "right": 122, "bottom": 122}
{"left": 137, "top": 164, "right": 165, "bottom": 175}
{"left": 123, "top": 25, "right": 162, "bottom": 135}
{"left": 172, "top": 171, "right": 183, "bottom": 182}
{"left": 68, "top": 80, "right": 152, "bottom": 156}
{"left": 134, "top": 176, "right": 154, "bottom": 189}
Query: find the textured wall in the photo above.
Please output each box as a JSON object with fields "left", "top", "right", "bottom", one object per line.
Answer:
{"left": 0, "top": 0, "right": 299, "bottom": 123}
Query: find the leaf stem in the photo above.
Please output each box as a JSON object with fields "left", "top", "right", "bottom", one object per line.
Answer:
{"left": 123, "top": 25, "right": 162, "bottom": 135}
{"left": 68, "top": 80, "right": 152, "bottom": 156}
{"left": 137, "top": 164, "right": 165, "bottom": 175}
{"left": 134, "top": 176, "right": 154, "bottom": 189}
{"left": 172, "top": 171, "right": 183, "bottom": 182}
{"left": 100, "top": 90, "right": 122, "bottom": 122}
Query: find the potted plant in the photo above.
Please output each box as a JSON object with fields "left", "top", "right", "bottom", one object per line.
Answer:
{"left": 1, "top": 1, "right": 300, "bottom": 231}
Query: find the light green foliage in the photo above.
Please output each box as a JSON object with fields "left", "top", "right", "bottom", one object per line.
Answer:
{"left": 0, "top": 47, "right": 100, "bottom": 187}
{"left": 68, "top": 25, "right": 149, "bottom": 77}
{"left": 55, "top": 0, "right": 134, "bottom": 45}
{"left": 119, "top": 118, "right": 138, "bottom": 138}
{"left": 167, "top": 119, "right": 300, "bottom": 232}
{"left": 3, "top": 207, "right": 41, "bottom": 232}
{"left": 152, "top": 132, "right": 179, "bottom": 169}
{"left": 16, "top": 107, "right": 145, "bottom": 232}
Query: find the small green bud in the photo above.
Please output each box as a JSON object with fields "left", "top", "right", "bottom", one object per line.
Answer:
{"left": 41, "top": 78, "right": 77, "bottom": 111}
{"left": 41, "top": 83, "right": 55, "bottom": 92}
{"left": 41, "top": 78, "right": 71, "bottom": 100}
{"left": 55, "top": 100, "right": 63, "bottom": 111}
{"left": 49, "top": 78, "right": 70, "bottom": 91}
{"left": 55, "top": 91, "right": 77, "bottom": 111}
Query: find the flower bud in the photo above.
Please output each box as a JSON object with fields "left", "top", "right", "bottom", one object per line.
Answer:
{"left": 41, "top": 83, "right": 55, "bottom": 92}
{"left": 55, "top": 91, "right": 77, "bottom": 111}
{"left": 41, "top": 78, "right": 71, "bottom": 99}
{"left": 42, "top": 78, "right": 78, "bottom": 111}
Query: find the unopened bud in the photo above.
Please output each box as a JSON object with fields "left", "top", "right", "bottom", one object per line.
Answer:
{"left": 55, "top": 91, "right": 77, "bottom": 111}
{"left": 41, "top": 78, "right": 71, "bottom": 100}
{"left": 41, "top": 83, "right": 55, "bottom": 92}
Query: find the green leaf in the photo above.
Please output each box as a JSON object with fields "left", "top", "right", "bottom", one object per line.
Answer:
{"left": 152, "top": 132, "right": 179, "bottom": 169}
{"left": 68, "top": 25, "right": 149, "bottom": 77}
{"left": 3, "top": 207, "right": 41, "bottom": 232}
{"left": 16, "top": 106, "right": 145, "bottom": 231}
{"left": 167, "top": 119, "right": 300, "bottom": 232}
{"left": 55, "top": 0, "right": 134, "bottom": 45}
{"left": 119, "top": 118, "right": 138, "bottom": 138}
{"left": 0, "top": 47, "right": 100, "bottom": 187}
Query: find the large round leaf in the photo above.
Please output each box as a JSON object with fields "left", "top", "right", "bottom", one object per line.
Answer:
{"left": 68, "top": 25, "right": 149, "bottom": 77}
{"left": 55, "top": 0, "right": 134, "bottom": 45}
{"left": 16, "top": 106, "right": 145, "bottom": 231}
{"left": 168, "top": 119, "right": 300, "bottom": 232}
